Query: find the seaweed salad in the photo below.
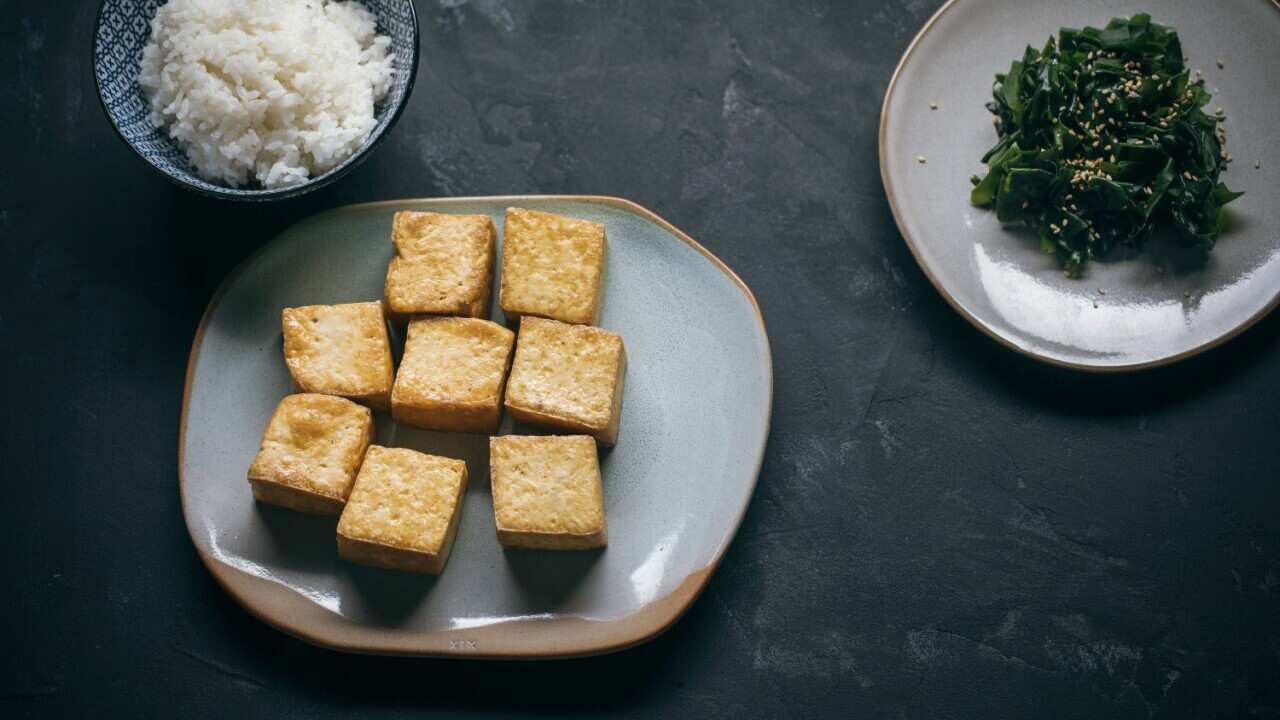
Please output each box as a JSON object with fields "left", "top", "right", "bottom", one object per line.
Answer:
{"left": 970, "top": 15, "right": 1241, "bottom": 276}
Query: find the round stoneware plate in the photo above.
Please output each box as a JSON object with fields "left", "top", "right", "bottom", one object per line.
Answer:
{"left": 881, "top": 0, "right": 1280, "bottom": 371}
{"left": 179, "top": 196, "right": 772, "bottom": 657}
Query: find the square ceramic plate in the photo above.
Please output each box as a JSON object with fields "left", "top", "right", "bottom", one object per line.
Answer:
{"left": 179, "top": 196, "right": 771, "bottom": 657}
{"left": 881, "top": 0, "right": 1280, "bottom": 371}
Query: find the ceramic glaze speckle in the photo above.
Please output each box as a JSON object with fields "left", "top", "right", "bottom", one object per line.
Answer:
{"left": 881, "top": 0, "right": 1280, "bottom": 370}
{"left": 180, "top": 196, "right": 771, "bottom": 656}
{"left": 93, "top": 0, "right": 419, "bottom": 200}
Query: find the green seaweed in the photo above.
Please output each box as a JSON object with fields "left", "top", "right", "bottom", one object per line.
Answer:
{"left": 970, "top": 15, "right": 1241, "bottom": 276}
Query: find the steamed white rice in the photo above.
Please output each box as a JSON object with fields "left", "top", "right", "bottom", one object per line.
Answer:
{"left": 138, "top": 0, "right": 394, "bottom": 189}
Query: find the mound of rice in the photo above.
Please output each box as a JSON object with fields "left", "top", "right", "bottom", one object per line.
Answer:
{"left": 138, "top": 0, "right": 394, "bottom": 189}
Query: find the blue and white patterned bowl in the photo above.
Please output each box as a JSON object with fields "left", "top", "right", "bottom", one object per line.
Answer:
{"left": 93, "top": 0, "right": 419, "bottom": 201}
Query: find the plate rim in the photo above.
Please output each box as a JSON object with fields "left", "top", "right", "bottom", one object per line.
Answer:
{"left": 177, "top": 194, "right": 773, "bottom": 658}
{"left": 879, "top": 0, "right": 1280, "bottom": 373}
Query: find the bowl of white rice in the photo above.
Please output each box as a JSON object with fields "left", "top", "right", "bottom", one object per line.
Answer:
{"left": 93, "top": 0, "right": 418, "bottom": 200}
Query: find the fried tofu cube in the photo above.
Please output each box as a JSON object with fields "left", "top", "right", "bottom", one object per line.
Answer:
{"left": 489, "top": 435, "right": 606, "bottom": 550}
{"left": 499, "top": 207, "right": 607, "bottom": 325}
{"left": 391, "top": 317, "right": 516, "bottom": 433}
{"left": 384, "top": 211, "right": 496, "bottom": 320}
{"left": 504, "top": 317, "right": 626, "bottom": 446}
{"left": 282, "top": 301, "right": 394, "bottom": 410}
{"left": 247, "top": 394, "right": 374, "bottom": 515}
{"left": 336, "top": 446, "right": 468, "bottom": 575}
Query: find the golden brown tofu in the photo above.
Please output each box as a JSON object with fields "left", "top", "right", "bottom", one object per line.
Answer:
{"left": 489, "top": 435, "right": 606, "bottom": 550}
{"left": 391, "top": 317, "right": 516, "bottom": 433}
{"left": 281, "top": 301, "right": 395, "bottom": 410}
{"left": 336, "top": 446, "right": 468, "bottom": 575}
{"left": 247, "top": 394, "right": 375, "bottom": 515}
{"left": 384, "top": 211, "right": 496, "bottom": 320}
{"left": 504, "top": 317, "right": 626, "bottom": 446}
{"left": 499, "top": 207, "right": 606, "bottom": 325}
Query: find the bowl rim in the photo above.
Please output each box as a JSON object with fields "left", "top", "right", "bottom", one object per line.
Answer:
{"left": 91, "top": 0, "right": 421, "bottom": 202}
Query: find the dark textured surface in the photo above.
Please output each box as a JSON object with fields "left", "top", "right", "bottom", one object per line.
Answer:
{"left": 2, "top": 0, "right": 1278, "bottom": 717}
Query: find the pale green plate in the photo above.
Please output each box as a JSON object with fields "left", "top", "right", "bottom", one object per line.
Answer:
{"left": 179, "top": 196, "right": 772, "bottom": 657}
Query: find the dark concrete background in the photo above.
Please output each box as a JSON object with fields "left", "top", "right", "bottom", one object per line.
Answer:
{"left": 2, "top": 1, "right": 1278, "bottom": 717}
